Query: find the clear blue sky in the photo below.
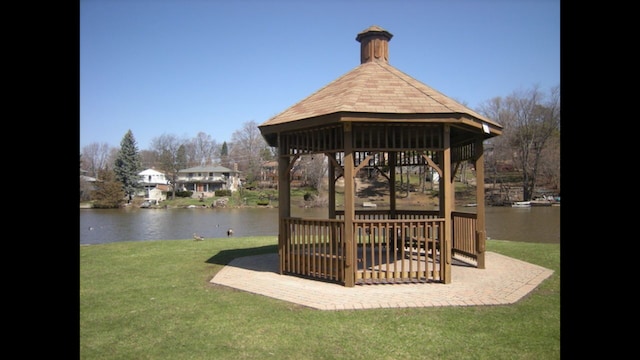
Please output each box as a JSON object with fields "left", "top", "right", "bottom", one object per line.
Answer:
{"left": 80, "top": 0, "right": 559, "bottom": 151}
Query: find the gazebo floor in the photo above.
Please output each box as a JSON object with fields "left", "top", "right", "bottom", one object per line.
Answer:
{"left": 210, "top": 251, "right": 554, "bottom": 310}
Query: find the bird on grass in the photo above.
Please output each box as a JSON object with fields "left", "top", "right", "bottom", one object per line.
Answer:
{"left": 227, "top": 228, "right": 234, "bottom": 237}
{"left": 193, "top": 233, "right": 204, "bottom": 241}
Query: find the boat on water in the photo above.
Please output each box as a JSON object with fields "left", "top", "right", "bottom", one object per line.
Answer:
{"left": 530, "top": 200, "right": 553, "bottom": 206}
{"left": 530, "top": 195, "right": 560, "bottom": 207}
{"left": 511, "top": 201, "right": 531, "bottom": 208}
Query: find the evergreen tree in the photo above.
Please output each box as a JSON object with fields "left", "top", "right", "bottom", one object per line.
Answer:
{"left": 92, "top": 167, "right": 125, "bottom": 208}
{"left": 220, "top": 142, "right": 229, "bottom": 168}
{"left": 176, "top": 144, "right": 187, "bottom": 173}
{"left": 114, "top": 130, "right": 142, "bottom": 202}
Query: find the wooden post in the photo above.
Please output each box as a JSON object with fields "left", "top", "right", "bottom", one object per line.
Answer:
{"left": 343, "top": 122, "right": 355, "bottom": 287}
{"left": 389, "top": 151, "right": 396, "bottom": 219}
{"left": 329, "top": 153, "right": 336, "bottom": 220}
{"left": 278, "top": 139, "right": 291, "bottom": 275}
{"left": 442, "top": 125, "right": 452, "bottom": 284}
{"left": 475, "top": 138, "right": 486, "bottom": 269}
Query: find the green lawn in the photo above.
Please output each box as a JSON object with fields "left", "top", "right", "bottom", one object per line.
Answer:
{"left": 80, "top": 237, "right": 560, "bottom": 359}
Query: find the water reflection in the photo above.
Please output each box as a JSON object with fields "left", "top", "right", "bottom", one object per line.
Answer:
{"left": 80, "top": 206, "right": 559, "bottom": 245}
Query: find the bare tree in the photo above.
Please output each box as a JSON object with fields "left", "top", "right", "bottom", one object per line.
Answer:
{"left": 537, "top": 133, "right": 560, "bottom": 192}
{"left": 81, "top": 142, "right": 113, "bottom": 177}
{"left": 188, "top": 131, "right": 219, "bottom": 166}
{"left": 230, "top": 121, "right": 271, "bottom": 185}
{"left": 299, "top": 154, "right": 327, "bottom": 190}
{"left": 139, "top": 149, "right": 160, "bottom": 169}
{"left": 150, "top": 134, "right": 188, "bottom": 199}
{"left": 479, "top": 84, "right": 560, "bottom": 201}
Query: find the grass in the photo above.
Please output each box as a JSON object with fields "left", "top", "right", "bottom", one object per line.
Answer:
{"left": 80, "top": 237, "right": 560, "bottom": 360}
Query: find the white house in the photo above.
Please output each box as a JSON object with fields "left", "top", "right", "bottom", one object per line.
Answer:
{"left": 176, "top": 165, "right": 241, "bottom": 193}
{"left": 138, "top": 168, "right": 170, "bottom": 203}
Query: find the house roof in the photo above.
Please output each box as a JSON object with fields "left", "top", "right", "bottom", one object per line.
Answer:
{"left": 260, "top": 25, "right": 502, "bottom": 134}
{"left": 138, "top": 168, "right": 166, "bottom": 176}
{"left": 178, "top": 165, "right": 236, "bottom": 174}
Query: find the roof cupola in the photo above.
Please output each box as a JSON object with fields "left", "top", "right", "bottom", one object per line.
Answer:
{"left": 356, "top": 25, "right": 393, "bottom": 64}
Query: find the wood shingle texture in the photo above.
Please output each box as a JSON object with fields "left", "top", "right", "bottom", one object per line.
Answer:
{"left": 262, "top": 60, "right": 493, "bottom": 125}
{"left": 260, "top": 25, "right": 502, "bottom": 145}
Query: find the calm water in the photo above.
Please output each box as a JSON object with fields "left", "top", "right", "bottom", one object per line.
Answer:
{"left": 80, "top": 206, "right": 560, "bottom": 245}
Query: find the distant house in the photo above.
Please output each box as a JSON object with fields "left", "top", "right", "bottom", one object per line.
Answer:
{"left": 260, "top": 160, "right": 307, "bottom": 188}
{"left": 139, "top": 168, "right": 170, "bottom": 186}
{"left": 176, "top": 165, "right": 241, "bottom": 193}
{"left": 259, "top": 161, "right": 278, "bottom": 188}
{"left": 80, "top": 171, "right": 98, "bottom": 201}
{"left": 138, "top": 168, "right": 170, "bottom": 202}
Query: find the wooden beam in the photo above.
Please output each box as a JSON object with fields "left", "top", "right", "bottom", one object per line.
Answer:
{"left": 442, "top": 125, "right": 452, "bottom": 284}
{"left": 278, "top": 140, "right": 291, "bottom": 275}
{"left": 343, "top": 122, "right": 355, "bottom": 287}
{"left": 474, "top": 138, "right": 486, "bottom": 269}
{"left": 421, "top": 153, "right": 442, "bottom": 179}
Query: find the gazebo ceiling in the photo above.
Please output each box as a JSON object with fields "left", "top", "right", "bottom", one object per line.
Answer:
{"left": 259, "top": 25, "right": 502, "bottom": 147}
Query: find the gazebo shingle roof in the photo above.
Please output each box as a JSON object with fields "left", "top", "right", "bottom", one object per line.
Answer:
{"left": 262, "top": 27, "right": 499, "bottom": 128}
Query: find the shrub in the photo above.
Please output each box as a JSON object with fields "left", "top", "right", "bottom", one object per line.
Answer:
{"left": 174, "top": 191, "right": 193, "bottom": 198}
{"left": 215, "top": 189, "right": 232, "bottom": 197}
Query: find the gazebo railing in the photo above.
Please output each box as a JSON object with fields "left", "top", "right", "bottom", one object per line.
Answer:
{"left": 352, "top": 218, "right": 444, "bottom": 284}
{"left": 282, "top": 218, "right": 346, "bottom": 283}
{"left": 281, "top": 210, "right": 479, "bottom": 285}
{"left": 451, "top": 211, "right": 479, "bottom": 263}
{"left": 340, "top": 210, "right": 479, "bottom": 264}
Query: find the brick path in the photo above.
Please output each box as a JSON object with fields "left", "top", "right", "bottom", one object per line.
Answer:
{"left": 210, "top": 252, "right": 554, "bottom": 310}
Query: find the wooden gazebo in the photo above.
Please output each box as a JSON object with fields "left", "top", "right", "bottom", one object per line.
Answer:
{"left": 258, "top": 25, "right": 502, "bottom": 287}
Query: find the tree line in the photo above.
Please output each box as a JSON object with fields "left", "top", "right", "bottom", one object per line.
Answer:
{"left": 478, "top": 84, "right": 560, "bottom": 201}
{"left": 80, "top": 84, "right": 560, "bottom": 206}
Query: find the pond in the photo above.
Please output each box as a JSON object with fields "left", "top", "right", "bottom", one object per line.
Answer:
{"left": 80, "top": 206, "right": 560, "bottom": 245}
